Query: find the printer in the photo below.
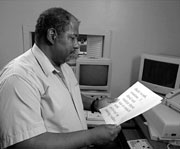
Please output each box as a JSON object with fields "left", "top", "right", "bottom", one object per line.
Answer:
{"left": 143, "top": 103, "right": 180, "bottom": 140}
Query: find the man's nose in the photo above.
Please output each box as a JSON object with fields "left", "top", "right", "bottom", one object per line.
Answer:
{"left": 73, "top": 38, "right": 80, "bottom": 50}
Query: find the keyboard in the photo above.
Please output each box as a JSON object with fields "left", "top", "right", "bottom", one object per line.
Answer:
{"left": 86, "top": 111, "right": 104, "bottom": 121}
{"left": 127, "top": 139, "right": 153, "bottom": 149}
{"left": 84, "top": 110, "right": 105, "bottom": 126}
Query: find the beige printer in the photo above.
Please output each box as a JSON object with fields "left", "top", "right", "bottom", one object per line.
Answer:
{"left": 143, "top": 103, "right": 180, "bottom": 140}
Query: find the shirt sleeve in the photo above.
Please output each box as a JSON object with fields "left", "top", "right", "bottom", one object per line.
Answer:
{"left": 0, "top": 74, "right": 46, "bottom": 149}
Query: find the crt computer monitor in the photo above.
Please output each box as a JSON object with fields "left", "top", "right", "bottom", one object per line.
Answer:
{"left": 75, "top": 57, "right": 112, "bottom": 92}
{"left": 138, "top": 53, "right": 180, "bottom": 96}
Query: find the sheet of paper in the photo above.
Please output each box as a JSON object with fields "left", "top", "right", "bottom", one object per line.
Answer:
{"left": 100, "top": 81, "right": 163, "bottom": 125}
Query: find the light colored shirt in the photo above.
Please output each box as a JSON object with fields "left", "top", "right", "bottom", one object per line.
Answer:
{"left": 0, "top": 44, "right": 87, "bottom": 149}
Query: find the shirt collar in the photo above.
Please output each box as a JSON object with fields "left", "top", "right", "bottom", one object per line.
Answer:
{"left": 31, "top": 44, "right": 60, "bottom": 76}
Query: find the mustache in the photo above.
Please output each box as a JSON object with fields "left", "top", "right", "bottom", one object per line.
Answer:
{"left": 66, "top": 49, "right": 79, "bottom": 61}
{"left": 70, "top": 48, "right": 79, "bottom": 56}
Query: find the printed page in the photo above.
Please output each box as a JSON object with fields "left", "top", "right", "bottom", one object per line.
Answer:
{"left": 100, "top": 82, "right": 163, "bottom": 125}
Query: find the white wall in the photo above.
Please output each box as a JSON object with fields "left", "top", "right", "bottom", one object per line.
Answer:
{"left": 0, "top": 0, "right": 180, "bottom": 98}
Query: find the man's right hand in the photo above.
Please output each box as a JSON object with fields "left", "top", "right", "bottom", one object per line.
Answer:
{"left": 88, "top": 124, "right": 121, "bottom": 146}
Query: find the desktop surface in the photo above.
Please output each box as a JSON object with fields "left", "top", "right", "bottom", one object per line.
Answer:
{"left": 86, "top": 112, "right": 180, "bottom": 149}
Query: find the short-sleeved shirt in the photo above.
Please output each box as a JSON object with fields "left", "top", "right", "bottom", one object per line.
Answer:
{"left": 0, "top": 44, "right": 87, "bottom": 149}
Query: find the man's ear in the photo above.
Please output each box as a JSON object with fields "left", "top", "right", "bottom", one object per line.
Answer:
{"left": 47, "top": 28, "right": 57, "bottom": 45}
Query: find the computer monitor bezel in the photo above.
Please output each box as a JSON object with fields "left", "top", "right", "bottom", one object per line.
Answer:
{"left": 138, "top": 53, "right": 180, "bottom": 95}
{"left": 76, "top": 57, "right": 112, "bottom": 92}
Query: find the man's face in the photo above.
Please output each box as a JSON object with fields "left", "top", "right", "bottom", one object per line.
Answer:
{"left": 52, "top": 20, "right": 79, "bottom": 66}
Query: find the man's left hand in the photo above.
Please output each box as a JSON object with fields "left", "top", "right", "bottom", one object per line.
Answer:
{"left": 95, "top": 97, "right": 117, "bottom": 112}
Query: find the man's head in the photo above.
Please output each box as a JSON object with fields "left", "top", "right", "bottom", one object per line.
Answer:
{"left": 35, "top": 7, "right": 80, "bottom": 66}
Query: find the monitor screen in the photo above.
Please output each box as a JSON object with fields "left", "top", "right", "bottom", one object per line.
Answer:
{"left": 142, "top": 59, "right": 178, "bottom": 88}
{"left": 138, "top": 54, "right": 180, "bottom": 95}
{"left": 79, "top": 65, "right": 108, "bottom": 86}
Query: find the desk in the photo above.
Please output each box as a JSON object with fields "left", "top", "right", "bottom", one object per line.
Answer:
{"left": 86, "top": 113, "right": 180, "bottom": 149}
{"left": 132, "top": 115, "right": 179, "bottom": 149}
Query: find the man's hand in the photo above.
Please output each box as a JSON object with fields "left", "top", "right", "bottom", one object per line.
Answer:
{"left": 88, "top": 124, "right": 121, "bottom": 146}
{"left": 94, "top": 97, "right": 118, "bottom": 112}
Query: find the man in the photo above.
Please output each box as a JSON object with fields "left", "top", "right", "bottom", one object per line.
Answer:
{"left": 0, "top": 7, "right": 121, "bottom": 149}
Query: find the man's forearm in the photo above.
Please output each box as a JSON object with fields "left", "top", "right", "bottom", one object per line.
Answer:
{"left": 8, "top": 131, "right": 93, "bottom": 149}
{"left": 81, "top": 93, "right": 94, "bottom": 111}
{"left": 7, "top": 121, "right": 121, "bottom": 149}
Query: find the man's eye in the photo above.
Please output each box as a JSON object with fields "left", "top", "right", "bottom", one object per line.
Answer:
{"left": 70, "top": 36, "right": 77, "bottom": 42}
{"left": 71, "top": 37, "right": 75, "bottom": 40}
{"left": 69, "top": 34, "right": 78, "bottom": 42}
